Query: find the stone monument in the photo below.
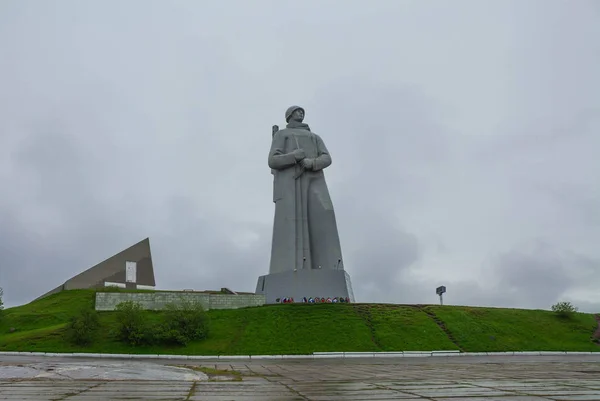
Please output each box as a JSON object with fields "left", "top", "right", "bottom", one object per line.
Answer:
{"left": 256, "top": 106, "right": 355, "bottom": 303}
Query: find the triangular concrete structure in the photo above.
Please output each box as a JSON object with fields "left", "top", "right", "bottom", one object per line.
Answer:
{"left": 37, "top": 238, "right": 155, "bottom": 300}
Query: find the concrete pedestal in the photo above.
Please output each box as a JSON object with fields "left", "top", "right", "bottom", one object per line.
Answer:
{"left": 255, "top": 269, "right": 355, "bottom": 304}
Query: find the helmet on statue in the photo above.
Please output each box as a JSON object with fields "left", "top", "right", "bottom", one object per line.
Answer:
{"left": 285, "top": 105, "right": 305, "bottom": 122}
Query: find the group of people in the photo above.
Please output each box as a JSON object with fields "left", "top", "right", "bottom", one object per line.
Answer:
{"left": 276, "top": 296, "right": 351, "bottom": 304}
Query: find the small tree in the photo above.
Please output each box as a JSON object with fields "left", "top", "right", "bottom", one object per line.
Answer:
{"left": 551, "top": 301, "right": 578, "bottom": 318}
{"left": 156, "top": 300, "right": 210, "bottom": 346}
{"left": 66, "top": 308, "right": 100, "bottom": 346}
{"left": 0, "top": 287, "right": 4, "bottom": 312}
{"left": 114, "top": 301, "right": 146, "bottom": 346}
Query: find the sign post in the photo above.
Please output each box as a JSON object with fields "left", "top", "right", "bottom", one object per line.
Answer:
{"left": 436, "top": 285, "right": 446, "bottom": 306}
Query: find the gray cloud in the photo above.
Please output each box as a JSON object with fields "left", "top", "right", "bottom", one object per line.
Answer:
{"left": 1, "top": 1, "right": 599, "bottom": 312}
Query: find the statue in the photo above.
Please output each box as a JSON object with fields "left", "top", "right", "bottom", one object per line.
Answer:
{"left": 256, "top": 106, "right": 355, "bottom": 303}
{"left": 268, "top": 106, "right": 344, "bottom": 273}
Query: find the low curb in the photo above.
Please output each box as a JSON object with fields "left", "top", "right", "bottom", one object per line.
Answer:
{"left": 0, "top": 350, "right": 598, "bottom": 360}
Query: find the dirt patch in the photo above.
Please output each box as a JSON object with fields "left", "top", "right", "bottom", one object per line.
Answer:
{"left": 353, "top": 305, "right": 382, "bottom": 349}
{"left": 174, "top": 365, "right": 243, "bottom": 381}
{"left": 419, "top": 306, "right": 465, "bottom": 352}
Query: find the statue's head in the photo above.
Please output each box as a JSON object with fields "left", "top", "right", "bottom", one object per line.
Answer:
{"left": 285, "top": 105, "right": 305, "bottom": 123}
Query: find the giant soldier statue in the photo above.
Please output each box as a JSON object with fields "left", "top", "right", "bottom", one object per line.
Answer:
{"left": 256, "top": 106, "right": 355, "bottom": 303}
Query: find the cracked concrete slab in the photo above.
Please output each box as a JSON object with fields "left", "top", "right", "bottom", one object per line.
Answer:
{"left": 0, "top": 355, "right": 600, "bottom": 400}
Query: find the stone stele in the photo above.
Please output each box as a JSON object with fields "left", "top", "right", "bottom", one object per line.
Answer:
{"left": 256, "top": 106, "right": 355, "bottom": 303}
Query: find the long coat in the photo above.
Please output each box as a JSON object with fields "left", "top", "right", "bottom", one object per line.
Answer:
{"left": 268, "top": 126, "right": 344, "bottom": 274}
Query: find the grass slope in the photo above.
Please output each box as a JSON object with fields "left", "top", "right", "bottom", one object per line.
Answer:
{"left": 0, "top": 290, "right": 597, "bottom": 355}
{"left": 428, "top": 305, "right": 599, "bottom": 352}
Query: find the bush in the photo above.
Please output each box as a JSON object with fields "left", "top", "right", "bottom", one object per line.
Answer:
{"left": 112, "top": 300, "right": 210, "bottom": 347}
{"left": 66, "top": 308, "right": 100, "bottom": 346}
{"left": 155, "top": 301, "right": 210, "bottom": 346}
{"left": 114, "top": 301, "right": 147, "bottom": 346}
{"left": 551, "top": 301, "right": 578, "bottom": 318}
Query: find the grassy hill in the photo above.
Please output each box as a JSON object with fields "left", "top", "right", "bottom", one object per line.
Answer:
{"left": 0, "top": 290, "right": 598, "bottom": 355}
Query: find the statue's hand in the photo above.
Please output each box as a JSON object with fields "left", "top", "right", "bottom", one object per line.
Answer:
{"left": 300, "top": 158, "right": 314, "bottom": 170}
{"left": 292, "top": 148, "right": 305, "bottom": 161}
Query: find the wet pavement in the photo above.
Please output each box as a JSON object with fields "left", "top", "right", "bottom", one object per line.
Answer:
{"left": 0, "top": 361, "right": 206, "bottom": 381}
{"left": 0, "top": 354, "right": 599, "bottom": 400}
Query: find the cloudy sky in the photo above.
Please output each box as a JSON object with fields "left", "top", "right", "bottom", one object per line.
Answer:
{"left": 1, "top": 0, "right": 598, "bottom": 311}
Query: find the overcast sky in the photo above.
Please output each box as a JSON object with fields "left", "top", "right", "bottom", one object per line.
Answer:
{"left": 1, "top": 0, "right": 598, "bottom": 311}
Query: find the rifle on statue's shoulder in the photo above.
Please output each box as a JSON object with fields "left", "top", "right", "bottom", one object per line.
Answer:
{"left": 271, "top": 125, "right": 279, "bottom": 176}
{"left": 271, "top": 124, "right": 304, "bottom": 179}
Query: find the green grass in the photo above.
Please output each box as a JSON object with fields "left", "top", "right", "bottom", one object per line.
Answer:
{"left": 0, "top": 290, "right": 598, "bottom": 355}
{"left": 359, "top": 304, "right": 459, "bottom": 351}
{"left": 0, "top": 290, "right": 94, "bottom": 334}
{"left": 427, "top": 305, "right": 600, "bottom": 352}
{"left": 229, "top": 304, "right": 375, "bottom": 354}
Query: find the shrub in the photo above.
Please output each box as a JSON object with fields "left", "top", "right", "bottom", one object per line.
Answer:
{"left": 155, "top": 301, "right": 210, "bottom": 346}
{"left": 98, "top": 286, "right": 125, "bottom": 293}
{"left": 66, "top": 308, "right": 100, "bottom": 346}
{"left": 112, "top": 300, "right": 210, "bottom": 347}
{"left": 114, "top": 301, "right": 146, "bottom": 346}
{"left": 551, "top": 301, "right": 578, "bottom": 318}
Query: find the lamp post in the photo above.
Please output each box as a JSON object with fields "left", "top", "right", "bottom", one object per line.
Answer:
{"left": 436, "top": 286, "right": 446, "bottom": 306}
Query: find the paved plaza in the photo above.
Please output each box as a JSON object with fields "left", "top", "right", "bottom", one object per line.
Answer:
{"left": 1, "top": 354, "right": 600, "bottom": 400}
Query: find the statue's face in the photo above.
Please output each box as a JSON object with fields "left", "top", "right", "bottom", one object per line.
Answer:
{"left": 291, "top": 108, "right": 304, "bottom": 122}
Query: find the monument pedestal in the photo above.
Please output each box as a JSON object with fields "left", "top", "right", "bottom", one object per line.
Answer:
{"left": 255, "top": 269, "right": 355, "bottom": 304}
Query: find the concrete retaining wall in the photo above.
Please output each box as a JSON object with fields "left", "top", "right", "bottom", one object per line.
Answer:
{"left": 95, "top": 291, "right": 265, "bottom": 311}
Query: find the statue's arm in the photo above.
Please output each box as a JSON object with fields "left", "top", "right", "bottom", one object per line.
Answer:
{"left": 268, "top": 132, "right": 298, "bottom": 170}
{"left": 313, "top": 135, "right": 332, "bottom": 171}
